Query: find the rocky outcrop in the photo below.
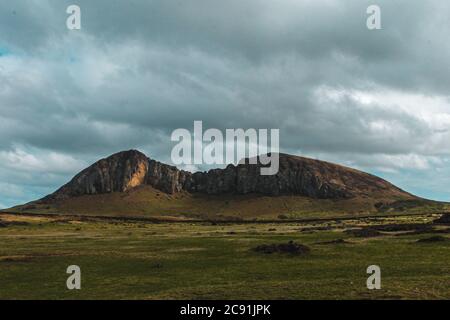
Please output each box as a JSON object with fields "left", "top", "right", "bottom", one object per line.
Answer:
{"left": 185, "top": 154, "right": 409, "bottom": 198}
{"left": 46, "top": 150, "right": 149, "bottom": 200}
{"left": 43, "top": 149, "right": 412, "bottom": 201}
{"left": 146, "top": 159, "right": 191, "bottom": 194}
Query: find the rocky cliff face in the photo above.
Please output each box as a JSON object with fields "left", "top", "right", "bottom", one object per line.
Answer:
{"left": 186, "top": 154, "right": 409, "bottom": 198}
{"left": 44, "top": 149, "right": 412, "bottom": 201}
{"left": 48, "top": 150, "right": 149, "bottom": 199}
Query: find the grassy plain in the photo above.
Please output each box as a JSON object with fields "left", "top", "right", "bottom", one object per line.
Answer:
{"left": 0, "top": 212, "right": 449, "bottom": 299}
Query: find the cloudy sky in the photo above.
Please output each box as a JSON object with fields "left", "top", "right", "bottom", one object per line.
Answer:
{"left": 1, "top": 0, "right": 450, "bottom": 207}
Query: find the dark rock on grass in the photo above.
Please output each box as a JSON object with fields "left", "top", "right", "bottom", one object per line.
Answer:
{"left": 253, "top": 241, "right": 310, "bottom": 255}
{"left": 416, "top": 236, "right": 448, "bottom": 243}
{"left": 434, "top": 214, "right": 450, "bottom": 224}
{"left": 399, "top": 227, "right": 450, "bottom": 236}
{"left": 345, "top": 228, "right": 381, "bottom": 238}
{"left": 316, "top": 239, "right": 351, "bottom": 245}
{"left": 371, "top": 223, "right": 433, "bottom": 232}
{"left": 344, "top": 223, "right": 437, "bottom": 238}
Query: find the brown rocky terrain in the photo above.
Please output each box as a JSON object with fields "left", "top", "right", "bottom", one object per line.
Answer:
{"left": 9, "top": 149, "right": 444, "bottom": 220}
{"left": 43, "top": 149, "right": 412, "bottom": 201}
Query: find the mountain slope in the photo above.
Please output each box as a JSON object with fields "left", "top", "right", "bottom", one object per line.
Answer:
{"left": 7, "top": 150, "right": 446, "bottom": 220}
{"left": 46, "top": 150, "right": 412, "bottom": 199}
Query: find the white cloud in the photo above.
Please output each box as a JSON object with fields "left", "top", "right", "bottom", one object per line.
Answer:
{"left": 179, "top": 164, "right": 201, "bottom": 173}
{"left": 0, "top": 148, "right": 85, "bottom": 174}
{"left": 0, "top": 182, "right": 25, "bottom": 198}
{"left": 313, "top": 85, "right": 450, "bottom": 157}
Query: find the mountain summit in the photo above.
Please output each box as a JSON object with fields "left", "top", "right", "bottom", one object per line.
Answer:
{"left": 10, "top": 150, "right": 440, "bottom": 220}
{"left": 45, "top": 149, "right": 411, "bottom": 200}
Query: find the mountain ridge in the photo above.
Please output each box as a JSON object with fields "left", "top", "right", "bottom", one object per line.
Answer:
{"left": 42, "top": 149, "right": 413, "bottom": 201}
{"left": 8, "top": 149, "right": 446, "bottom": 220}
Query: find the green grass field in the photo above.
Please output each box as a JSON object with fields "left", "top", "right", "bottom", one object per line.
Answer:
{"left": 0, "top": 213, "right": 449, "bottom": 299}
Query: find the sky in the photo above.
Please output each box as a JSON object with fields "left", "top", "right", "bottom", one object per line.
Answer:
{"left": 1, "top": 0, "right": 450, "bottom": 208}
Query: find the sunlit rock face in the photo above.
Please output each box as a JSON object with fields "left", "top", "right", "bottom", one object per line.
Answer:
{"left": 47, "top": 150, "right": 149, "bottom": 199}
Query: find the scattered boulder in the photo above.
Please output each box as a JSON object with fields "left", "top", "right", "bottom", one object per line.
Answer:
{"left": 253, "top": 241, "right": 310, "bottom": 255}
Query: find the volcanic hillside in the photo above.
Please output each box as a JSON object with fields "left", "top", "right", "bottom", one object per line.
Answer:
{"left": 7, "top": 150, "right": 444, "bottom": 220}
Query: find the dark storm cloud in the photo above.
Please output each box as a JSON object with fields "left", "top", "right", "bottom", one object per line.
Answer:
{"left": 1, "top": 0, "right": 450, "bottom": 207}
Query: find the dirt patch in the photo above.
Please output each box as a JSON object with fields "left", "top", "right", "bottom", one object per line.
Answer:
{"left": 416, "top": 236, "right": 448, "bottom": 243}
{"left": 253, "top": 241, "right": 310, "bottom": 255}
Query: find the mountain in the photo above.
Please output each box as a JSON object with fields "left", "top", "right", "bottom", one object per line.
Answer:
{"left": 7, "top": 150, "right": 446, "bottom": 220}
{"left": 46, "top": 150, "right": 410, "bottom": 199}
